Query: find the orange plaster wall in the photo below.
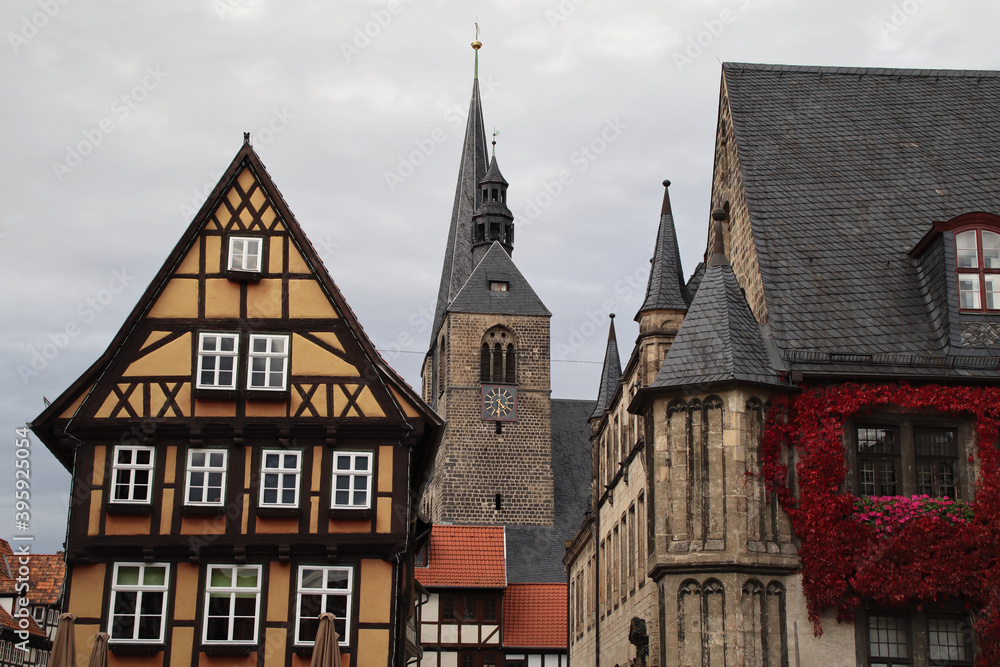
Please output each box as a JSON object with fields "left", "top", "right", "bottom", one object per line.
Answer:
{"left": 358, "top": 629, "right": 390, "bottom": 667}
{"left": 263, "top": 627, "right": 286, "bottom": 667}
{"left": 329, "top": 519, "right": 371, "bottom": 534}
{"left": 88, "top": 490, "right": 102, "bottom": 535}
{"left": 245, "top": 400, "right": 287, "bottom": 418}
{"left": 148, "top": 279, "right": 198, "bottom": 318}
{"left": 255, "top": 517, "right": 298, "bottom": 534}
{"left": 266, "top": 563, "right": 290, "bottom": 623}
{"left": 378, "top": 446, "right": 393, "bottom": 493}
{"left": 359, "top": 559, "right": 393, "bottom": 624}
{"left": 68, "top": 564, "right": 105, "bottom": 618}
{"left": 110, "top": 653, "right": 163, "bottom": 667}
{"left": 74, "top": 624, "right": 101, "bottom": 667}
{"left": 180, "top": 515, "right": 227, "bottom": 535}
{"left": 174, "top": 564, "right": 200, "bottom": 620}
{"left": 105, "top": 513, "right": 151, "bottom": 536}
{"left": 194, "top": 399, "right": 237, "bottom": 417}
{"left": 159, "top": 489, "right": 174, "bottom": 534}
{"left": 169, "top": 627, "right": 194, "bottom": 667}
{"left": 205, "top": 279, "right": 242, "bottom": 318}
{"left": 376, "top": 497, "right": 392, "bottom": 533}
{"left": 198, "top": 652, "right": 255, "bottom": 667}
{"left": 92, "top": 446, "right": 106, "bottom": 486}
{"left": 289, "top": 280, "right": 338, "bottom": 318}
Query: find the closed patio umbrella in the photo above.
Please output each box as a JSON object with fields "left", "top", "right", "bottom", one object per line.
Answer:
{"left": 86, "top": 633, "right": 109, "bottom": 667}
{"left": 310, "top": 612, "right": 342, "bottom": 667}
{"left": 48, "top": 613, "right": 77, "bottom": 667}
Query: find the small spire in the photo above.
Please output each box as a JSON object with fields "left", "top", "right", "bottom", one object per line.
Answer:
{"left": 472, "top": 25, "right": 482, "bottom": 80}
{"left": 591, "top": 314, "right": 622, "bottom": 420}
{"left": 608, "top": 313, "right": 617, "bottom": 340}
{"left": 243, "top": 132, "right": 251, "bottom": 144}
{"left": 708, "top": 210, "right": 729, "bottom": 267}
{"left": 660, "top": 180, "right": 672, "bottom": 216}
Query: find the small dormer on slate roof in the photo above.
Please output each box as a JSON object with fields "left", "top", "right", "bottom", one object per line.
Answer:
{"left": 651, "top": 225, "right": 786, "bottom": 389}
{"left": 447, "top": 241, "right": 550, "bottom": 317}
{"left": 590, "top": 315, "right": 622, "bottom": 420}
{"left": 637, "top": 180, "right": 691, "bottom": 317}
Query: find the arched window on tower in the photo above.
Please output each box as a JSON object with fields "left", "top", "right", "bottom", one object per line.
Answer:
{"left": 479, "top": 327, "right": 517, "bottom": 384}
{"left": 437, "top": 337, "right": 446, "bottom": 396}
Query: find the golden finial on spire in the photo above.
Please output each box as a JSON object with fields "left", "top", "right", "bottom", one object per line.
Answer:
{"left": 472, "top": 23, "right": 482, "bottom": 79}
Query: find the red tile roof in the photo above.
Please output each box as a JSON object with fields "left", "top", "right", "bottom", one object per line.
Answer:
{"left": 0, "top": 606, "right": 46, "bottom": 639}
{"left": 414, "top": 525, "right": 506, "bottom": 588}
{"left": 503, "top": 583, "right": 567, "bottom": 649}
{"left": 0, "top": 550, "right": 66, "bottom": 605}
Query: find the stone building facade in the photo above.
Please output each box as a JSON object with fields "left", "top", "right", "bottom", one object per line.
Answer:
{"left": 567, "top": 63, "right": 1000, "bottom": 667}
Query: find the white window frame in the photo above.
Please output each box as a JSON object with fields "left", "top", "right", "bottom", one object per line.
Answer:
{"left": 247, "top": 334, "right": 290, "bottom": 391}
{"left": 108, "top": 562, "right": 170, "bottom": 643}
{"left": 227, "top": 236, "right": 263, "bottom": 273}
{"left": 294, "top": 566, "right": 353, "bottom": 646}
{"left": 185, "top": 449, "right": 228, "bottom": 506}
{"left": 259, "top": 450, "right": 301, "bottom": 507}
{"left": 111, "top": 445, "right": 155, "bottom": 504}
{"left": 197, "top": 332, "right": 240, "bottom": 390}
{"left": 331, "top": 452, "right": 373, "bottom": 509}
{"left": 202, "top": 565, "right": 262, "bottom": 645}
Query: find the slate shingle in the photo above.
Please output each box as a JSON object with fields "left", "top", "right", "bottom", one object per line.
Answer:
{"left": 447, "top": 242, "right": 550, "bottom": 317}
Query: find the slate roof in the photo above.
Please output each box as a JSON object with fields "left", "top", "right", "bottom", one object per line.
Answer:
{"left": 506, "top": 399, "right": 594, "bottom": 584}
{"left": 414, "top": 525, "right": 506, "bottom": 588}
{"left": 447, "top": 242, "right": 550, "bottom": 317}
{"left": 652, "top": 249, "right": 785, "bottom": 388}
{"left": 503, "top": 584, "right": 567, "bottom": 649}
{"left": 686, "top": 262, "right": 705, "bottom": 300}
{"left": 722, "top": 63, "right": 1000, "bottom": 375}
{"left": 637, "top": 181, "right": 691, "bottom": 316}
{"left": 481, "top": 155, "right": 508, "bottom": 186}
{"left": 430, "top": 78, "right": 490, "bottom": 347}
{"left": 590, "top": 318, "right": 622, "bottom": 420}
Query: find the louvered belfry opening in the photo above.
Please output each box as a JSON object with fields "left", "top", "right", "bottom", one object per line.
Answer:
{"left": 479, "top": 327, "right": 516, "bottom": 384}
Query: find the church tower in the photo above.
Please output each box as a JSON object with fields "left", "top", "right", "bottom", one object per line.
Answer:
{"left": 421, "top": 42, "right": 554, "bottom": 527}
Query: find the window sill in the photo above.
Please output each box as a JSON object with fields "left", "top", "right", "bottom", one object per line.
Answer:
{"left": 225, "top": 270, "right": 262, "bottom": 283}
{"left": 182, "top": 504, "right": 227, "bottom": 516}
{"left": 246, "top": 389, "right": 290, "bottom": 401}
{"left": 328, "top": 508, "right": 372, "bottom": 520}
{"left": 106, "top": 503, "right": 153, "bottom": 516}
{"left": 109, "top": 643, "right": 162, "bottom": 655}
{"left": 202, "top": 644, "right": 256, "bottom": 656}
{"left": 256, "top": 506, "right": 301, "bottom": 519}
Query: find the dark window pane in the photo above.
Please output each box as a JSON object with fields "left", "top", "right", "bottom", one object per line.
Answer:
{"left": 206, "top": 617, "right": 228, "bottom": 641}
{"left": 111, "top": 614, "right": 135, "bottom": 640}
{"left": 137, "top": 615, "right": 160, "bottom": 640}
{"left": 232, "top": 617, "right": 255, "bottom": 641}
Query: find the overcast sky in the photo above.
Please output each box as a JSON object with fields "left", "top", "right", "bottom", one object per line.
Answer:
{"left": 4, "top": 0, "right": 999, "bottom": 552}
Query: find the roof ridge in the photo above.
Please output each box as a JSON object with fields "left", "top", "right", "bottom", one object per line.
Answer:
{"left": 723, "top": 61, "right": 1000, "bottom": 78}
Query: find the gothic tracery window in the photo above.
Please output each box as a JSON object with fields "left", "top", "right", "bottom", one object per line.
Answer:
{"left": 479, "top": 327, "right": 516, "bottom": 384}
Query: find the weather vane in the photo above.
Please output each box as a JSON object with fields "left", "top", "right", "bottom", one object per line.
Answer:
{"left": 492, "top": 128, "right": 499, "bottom": 157}
{"left": 472, "top": 22, "right": 482, "bottom": 79}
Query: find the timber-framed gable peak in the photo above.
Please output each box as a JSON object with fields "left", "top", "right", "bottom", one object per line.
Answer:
{"left": 32, "top": 141, "right": 440, "bottom": 468}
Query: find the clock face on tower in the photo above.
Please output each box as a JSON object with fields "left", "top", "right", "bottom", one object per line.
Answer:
{"left": 481, "top": 384, "right": 517, "bottom": 421}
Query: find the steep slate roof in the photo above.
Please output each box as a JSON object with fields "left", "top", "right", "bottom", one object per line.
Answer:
{"left": 447, "top": 242, "right": 550, "bottom": 317}
{"left": 590, "top": 318, "right": 622, "bottom": 420}
{"left": 503, "top": 584, "right": 567, "bottom": 649}
{"left": 723, "top": 63, "right": 1000, "bottom": 375}
{"left": 430, "top": 77, "right": 490, "bottom": 347}
{"left": 637, "top": 181, "right": 691, "bottom": 316}
{"left": 414, "top": 525, "right": 506, "bottom": 588}
{"left": 652, "top": 249, "right": 784, "bottom": 388}
{"left": 481, "top": 155, "right": 508, "bottom": 186}
{"left": 507, "top": 399, "right": 594, "bottom": 584}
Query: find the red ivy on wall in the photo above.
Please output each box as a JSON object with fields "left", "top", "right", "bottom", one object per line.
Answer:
{"left": 759, "top": 383, "right": 1000, "bottom": 664}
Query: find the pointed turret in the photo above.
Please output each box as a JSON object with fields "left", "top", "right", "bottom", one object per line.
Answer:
{"left": 430, "top": 51, "right": 491, "bottom": 348}
{"left": 471, "top": 155, "right": 514, "bottom": 265}
{"left": 650, "top": 217, "right": 785, "bottom": 389}
{"left": 637, "top": 180, "right": 691, "bottom": 318}
{"left": 590, "top": 315, "right": 622, "bottom": 421}
{"left": 634, "top": 180, "right": 691, "bottom": 387}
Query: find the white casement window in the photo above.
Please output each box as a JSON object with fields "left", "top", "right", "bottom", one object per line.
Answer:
{"left": 956, "top": 228, "right": 1000, "bottom": 310}
{"left": 260, "top": 450, "right": 301, "bottom": 507}
{"left": 185, "top": 449, "right": 228, "bottom": 506}
{"left": 108, "top": 563, "right": 169, "bottom": 643}
{"left": 228, "top": 236, "right": 262, "bottom": 273}
{"left": 332, "top": 452, "right": 373, "bottom": 509}
{"left": 112, "top": 445, "right": 155, "bottom": 504}
{"left": 197, "top": 333, "right": 240, "bottom": 390}
{"left": 294, "top": 566, "right": 352, "bottom": 646}
{"left": 247, "top": 334, "right": 289, "bottom": 391}
{"left": 203, "top": 565, "right": 262, "bottom": 644}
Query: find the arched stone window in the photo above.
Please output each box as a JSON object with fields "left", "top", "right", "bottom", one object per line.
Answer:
{"left": 479, "top": 327, "right": 516, "bottom": 384}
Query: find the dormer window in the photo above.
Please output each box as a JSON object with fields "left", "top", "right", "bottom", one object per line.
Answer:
{"left": 227, "top": 236, "right": 263, "bottom": 274}
{"left": 955, "top": 228, "right": 1000, "bottom": 310}
{"left": 490, "top": 281, "right": 508, "bottom": 292}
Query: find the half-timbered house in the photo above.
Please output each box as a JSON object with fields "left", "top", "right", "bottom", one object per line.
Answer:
{"left": 30, "top": 138, "right": 443, "bottom": 667}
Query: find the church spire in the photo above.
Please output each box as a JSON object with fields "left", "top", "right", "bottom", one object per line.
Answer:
{"left": 590, "top": 315, "right": 622, "bottom": 420}
{"left": 636, "top": 180, "right": 691, "bottom": 320}
{"left": 430, "top": 41, "right": 491, "bottom": 347}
